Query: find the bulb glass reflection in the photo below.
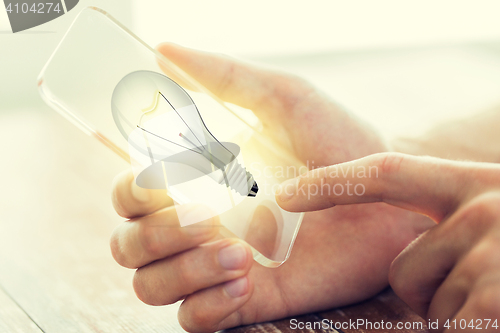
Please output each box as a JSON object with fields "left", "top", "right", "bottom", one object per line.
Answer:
{"left": 112, "top": 70, "right": 258, "bottom": 226}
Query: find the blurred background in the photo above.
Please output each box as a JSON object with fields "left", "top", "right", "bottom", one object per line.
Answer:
{"left": 2, "top": 0, "right": 500, "bottom": 136}
{"left": 1, "top": 1, "right": 500, "bottom": 332}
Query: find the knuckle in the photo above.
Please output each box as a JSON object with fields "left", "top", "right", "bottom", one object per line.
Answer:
{"left": 133, "top": 269, "right": 155, "bottom": 305}
{"left": 322, "top": 166, "right": 337, "bottom": 189}
{"left": 452, "top": 192, "right": 500, "bottom": 235}
{"left": 175, "top": 254, "right": 196, "bottom": 288}
{"left": 179, "top": 306, "right": 215, "bottom": 333}
{"left": 109, "top": 228, "right": 123, "bottom": 263}
{"left": 273, "top": 72, "right": 315, "bottom": 112}
{"left": 388, "top": 234, "right": 419, "bottom": 288}
{"left": 470, "top": 284, "right": 500, "bottom": 317}
{"left": 111, "top": 189, "right": 129, "bottom": 218}
{"left": 109, "top": 227, "right": 133, "bottom": 268}
{"left": 138, "top": 223, "right": 164, "bottom": 257}
{"left": 462, "top": 193, "right": 500, "bottom": 223}
{"left": 389, "top": 254, "right": 410, "bottom": 299}
{"left": 279, "top": 72, "right": 311, "bottom": 92}
{"left": 388, "top": 252, "right": 402, "bottom": 287}
{"left": 217, "top": 61, "right": 235, "bottom": 98}
{"left": 465, "top": 239, "right": 500, "bottom": 270}
{"left": 471, "top": 240, "right": 496, "bottom": 262}
{"left": 388, "top": 237, "right": 426, "bottom": 307}
{"left": 133, "top": 266, "right": 178, "bottom": 306}
{"left": 389, "top": 264, "right": 407, "bottom": 300}
{"left": 443, "top": 274, "right": 470, "bottom": 300}
{"left": 377, "top": 152, "right": 406, "bottom": 175}
{"left": 111, "top": 171, "right": 133, "bottom": 218}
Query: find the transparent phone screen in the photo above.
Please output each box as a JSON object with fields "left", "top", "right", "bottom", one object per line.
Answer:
{"left": 38, "top": 7, "right": 304, "bottom": 267}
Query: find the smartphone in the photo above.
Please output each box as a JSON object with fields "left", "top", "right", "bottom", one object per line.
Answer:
{"left": 38, "top": 7, "right": 304, "bottom": 267}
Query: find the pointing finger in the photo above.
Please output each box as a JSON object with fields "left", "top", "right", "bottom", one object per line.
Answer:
{"left": 276, "top": 153, "right": 499, "bottom": 222}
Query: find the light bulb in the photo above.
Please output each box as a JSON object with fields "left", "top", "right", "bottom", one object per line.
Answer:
{"left": 111, "top": 70, "right": 258, "bottom": 224}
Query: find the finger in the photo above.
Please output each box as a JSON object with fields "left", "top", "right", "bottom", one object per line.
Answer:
{"left": 276, "top": 152, "right": 499, "bottom": 221}
{"left": 133, "top": 239, "right": 252, "bottom": 307}
{"left": 110, "top": 205, "right": 219, "bottom": 269}
{"left": 448, "top": 273, "right": 500, "bottom": 333}
{"left": 427, "top": 237, "right": 500, "bottom": 330}
{"left": 112, "top": 169, "right": 173, "bottom": 218}
{"left": 389, "top": 228, "right": 459, "bottom": 318}
{"left": 178, "top": 276, "right": 253, "bottom": 332}
{"left": 425, "top": 276, "right": 468, "bottom": 332}
{"left": 156, "top": 43, "right": 311, "bottom": 119}
{"left": 389, "top": 193, "right": 500, "bottom": 318}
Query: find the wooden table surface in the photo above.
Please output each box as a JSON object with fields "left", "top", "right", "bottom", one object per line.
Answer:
{"left": 0, "top": 106, "right": 429, "bottom": 332}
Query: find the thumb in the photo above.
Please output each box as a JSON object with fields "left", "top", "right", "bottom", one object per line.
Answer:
{"left": 156, "top": 42, "right": 295, "bottom": 118}
{"left": 276, "top": 153, "right": 497, "bottom": 222}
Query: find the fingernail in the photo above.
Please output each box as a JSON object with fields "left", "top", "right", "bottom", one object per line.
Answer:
{"left": 218, "top": 243, "right": 248, "bottom": 270}
{"left": 224, "top": 277, "right": 249, "bottom": 298}
{"left": 131, "top": 180, "right": 150, "bottom": 203}
{"left": 276, "top": 178, "right": 299, "bottom": 202}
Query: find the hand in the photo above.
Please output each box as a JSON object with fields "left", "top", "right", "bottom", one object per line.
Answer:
{"left": 110, "top": 44, "right": 434, "bottom": 332}
{"left": 392, "top": 106, "right": 500, "bottom": 163}
{"left": 277, "top": 152, "right": 500, "bottom": 332}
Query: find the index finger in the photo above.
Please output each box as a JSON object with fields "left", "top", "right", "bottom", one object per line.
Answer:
{"left": 276, "top": 153, "right": 499, "bottom": 222}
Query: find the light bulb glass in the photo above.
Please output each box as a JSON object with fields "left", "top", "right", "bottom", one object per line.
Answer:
{"left": 38, "top": 7, "right": 304, "bottom": 267}
{"left": 111, "top": 70, "right": 259, "bottom": 226}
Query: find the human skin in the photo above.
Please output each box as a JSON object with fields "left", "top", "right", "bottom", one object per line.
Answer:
{"left": 392, "top": 107, "right": 500, "bottom": 164}
{"left": 277, "top": 153, "right": 500, "bottom": 332}
{"left": 110, "top": 44, "right": 435, "bottom": 332}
